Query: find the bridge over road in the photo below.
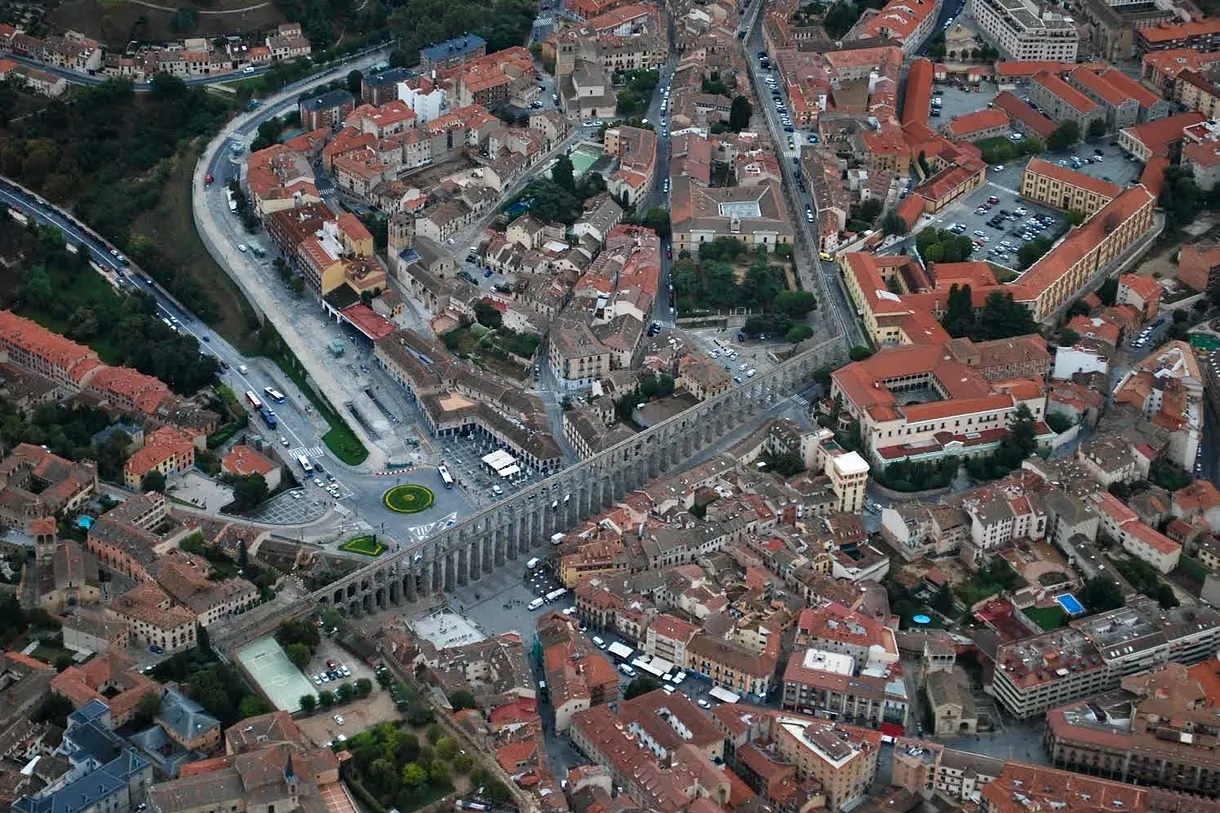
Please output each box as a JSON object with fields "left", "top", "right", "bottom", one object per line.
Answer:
{"left": 214, "top": 334, "right": 846, "bottom": 652}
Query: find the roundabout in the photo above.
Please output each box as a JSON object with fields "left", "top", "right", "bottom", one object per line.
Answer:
{"left": 382, "top": 483, "right": 435, "bottom": 514}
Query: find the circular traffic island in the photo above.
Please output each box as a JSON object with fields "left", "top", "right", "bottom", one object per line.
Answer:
{"left": 382, "top": 483, "right": 435, "bottom": 514}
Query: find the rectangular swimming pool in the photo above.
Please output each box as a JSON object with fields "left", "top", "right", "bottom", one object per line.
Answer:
{"left": 1054, "top": 593, "right": 1085, "bottom": 615}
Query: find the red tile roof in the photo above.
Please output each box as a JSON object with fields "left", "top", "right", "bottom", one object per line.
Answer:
{"left": 992, "top": 91, "right": 1058, "bottom": 139}
{"left": 996, "top": 61, "right": 1076, "bottom": 78}
{"left": 1138, "top": 17, "right": 1220, "bottom": 45}
{"left": 902, "top": 58, "right": 933, "bottom": 128}
{"left": 945, "top": 108, "right": 1009, "bottom": 138}
{"left": 1122, "top": 111, "right": 1206, "bottom": 157}
{"left": 1025, "top": 158, "right": 1122, "bottom": 200}
{"left": 1033, "top": 70, "right": 1098, "bottom": 115}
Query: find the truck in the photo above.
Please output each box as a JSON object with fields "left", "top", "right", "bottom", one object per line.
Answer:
{"left": 545, "top": 588, "right": 567, "bottom": 603}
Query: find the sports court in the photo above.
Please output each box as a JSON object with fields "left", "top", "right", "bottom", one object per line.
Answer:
{"left": 237, "top": 636, "right": 316, "bottom": 713}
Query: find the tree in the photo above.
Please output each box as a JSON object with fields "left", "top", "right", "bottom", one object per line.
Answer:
{"left": 973, "top": 292, "right": 1039, "bottom": 341}
{"left": 849, "top": 345, "right": 874, "bottom": 361}
{"left": 641, "top": 207, "right": 672, "bottom": 238}
{"left": 941, "top": 283, "right": 975, "bottom": 338}
{"left": 1081, "top": 576, "right": 1125, "bottom": 613}
{"left": 473, "top": 301, "right": 503, "bottom": 329}
{"left": 1018, "top": 235, "right": 1053, "bottom": 270}
{"left": 141, "top": 470, "right": 166, "bottom": 493}
{"left": 881, "top": 210, "right": 908, "bottom": 236}
{"left": 1087, "top": 118, "right": 1108, "bottom": 141}
{"left": 1066, "top": 209, "right": 1086, "bottom": 227}
{"left": 1047, "top": 120, "right": 1080, "bottom": 151}
{"left": 318, "top": 690, "right": 335, "bottom": 707}
{"left": 625, "top": 675, "right": 663, "bottom": 699}
{"left": 1046, "top": 411, "right": 1074, "bottom": 433}
{"left": 228, "top": 473, "right": 269, "bottom": 512}
{"left": 238, "top": 694, "right": 271, "bottom": 718}
{"left": 346, "top": 70, "right": 364, "bottom": 97}
{"left": 453, "top": 752, "right": 474, "bottom": 773}
{"left": 932, "top": 584, "right": 955, "bottom": 615}
{"left": 823, "top": 0, "right": 858, "bottom": 38}
{"left": 774, "top": 290, "right": 817, "bottom": 317}
{"left": 552, "top": 153, "right": 577, "bottom": 194}
{"left": 169, "top": 3, "right": 199, "bottom": 32}
{"left": 285, "top": 643, "right": 312, "bottom": 669}
{"left": 133, "top": 690, "right": 162, "bottom": 728}
{"left": 355, "top": 677, "right": 373, "bottom": 697}
{"left": 1058, "top": 328, "right": 1080, "bottom": 347}
{"left": 729, "top": 96, "right": 753, "bottom": 132}
{"left": 1097, "top": 277, "right": 1118, "bottom": 306}
{"left": 786, "top": 325, "right": 814, "bottom": 343}
{"left": 401, "top": 761, "right": 428, "bottom": 790}
{"left": 435, "top": 736, "right": 459, "bottom": 761}
{"left": 448, "top": 689, "right": 477, "bottom": 710}
{"left": 300, "top": 694, "right": 317, "bottom": 714}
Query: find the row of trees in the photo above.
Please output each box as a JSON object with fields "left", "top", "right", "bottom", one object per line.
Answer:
{"left": 916, "top": 227, "right": 976, "bottom": 264}
{"left": 298, "top": 677, "right": 374, "bottom": 712}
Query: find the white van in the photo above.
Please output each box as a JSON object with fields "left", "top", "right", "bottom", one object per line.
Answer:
{"left": 663, "top": 684, "right": 677, "bottom": 694}
{"left": 619, "top": 664, "right": 636, "bottom": 677}
{"left": 526, "top": 557, "right": 541, "bottom": 570}
{"left": 592, "top": 636, "right": 606, "bottom": 648}
{"left": 528, "top": 598, "right": 545, "bottom": 610}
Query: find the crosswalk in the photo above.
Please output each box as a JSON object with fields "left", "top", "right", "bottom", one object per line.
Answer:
{"left": 289, "top": 446, "right": 325, "bottom": 458}
{"left": 408, "top": 512, "right": 459, "bottom": 541}
{"left": 988, "top": 181, "right": 1019, "bottom": 197}
{"left": 792, "top": 395, "right": 809, "bottom": 407}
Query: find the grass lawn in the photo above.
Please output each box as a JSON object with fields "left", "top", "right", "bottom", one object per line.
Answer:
{"left": 31, "top": 644, "right": 72, "bottom": 666}
{"left": 339, "top": 536, "right": 388, "bottom": 557}
{"left": 133, "top": 140, "right": 261, "bottom": 346}
{"left": 383, "top": 484, "right": 435, "bottom": 514}
{"left": 1025, "top": 605, "right": 1067, "bottom": 631}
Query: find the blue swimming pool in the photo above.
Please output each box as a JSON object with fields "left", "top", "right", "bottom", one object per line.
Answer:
{"left": 1055, "top": 593, "right": 1085, "bottom": 615}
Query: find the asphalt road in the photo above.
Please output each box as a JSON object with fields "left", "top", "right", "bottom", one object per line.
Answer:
{"left": 748, "top": 20, "right": 862, "bottom": 349}
{"left": 1, "top": 43, "right": 388, "bottom": 91}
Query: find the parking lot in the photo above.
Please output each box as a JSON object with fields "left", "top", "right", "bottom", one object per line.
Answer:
{"left": 436, "top": 432, "right": 543, "bottom": 503}
{"left": 683, "top": 328, "right": 779, "bottom": 387}
{"left": 246, "top": 488, "right": 330, "bottom": 524}
{"left": 305, "top": 636, "right": 376, "bottom": 693}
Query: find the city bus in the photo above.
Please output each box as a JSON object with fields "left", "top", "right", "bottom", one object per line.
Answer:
{"left": 438, "top": 464, "right": 454, "bottom": 489}
{"left": 245, "top": 391, "right": 263, "bottom": 410}
{"left": 297, "top": 454, "right": 314, "bottom": 474}
{"left": 263, "top": 386, "right": 286, "bottom": 403}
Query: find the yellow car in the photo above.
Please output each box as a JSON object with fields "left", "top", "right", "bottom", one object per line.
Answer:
{"left": 819, "top": 252, "right": 833, "bottom": 261}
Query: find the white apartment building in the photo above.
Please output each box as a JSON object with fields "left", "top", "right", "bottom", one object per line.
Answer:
{"left": 966, "top": 0, "right": 1079, "bottom": 61}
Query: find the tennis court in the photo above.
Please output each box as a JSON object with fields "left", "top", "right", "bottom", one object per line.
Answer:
{"left": 237, "top": 636, "right": 316, "bottom": 713}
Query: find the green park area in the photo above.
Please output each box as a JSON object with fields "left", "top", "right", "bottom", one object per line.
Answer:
{"left": 383, "top": 484, "right": 436, "bottom": 514}
{"left": 338, "top": 536, "right": 388, "bottom": 557}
